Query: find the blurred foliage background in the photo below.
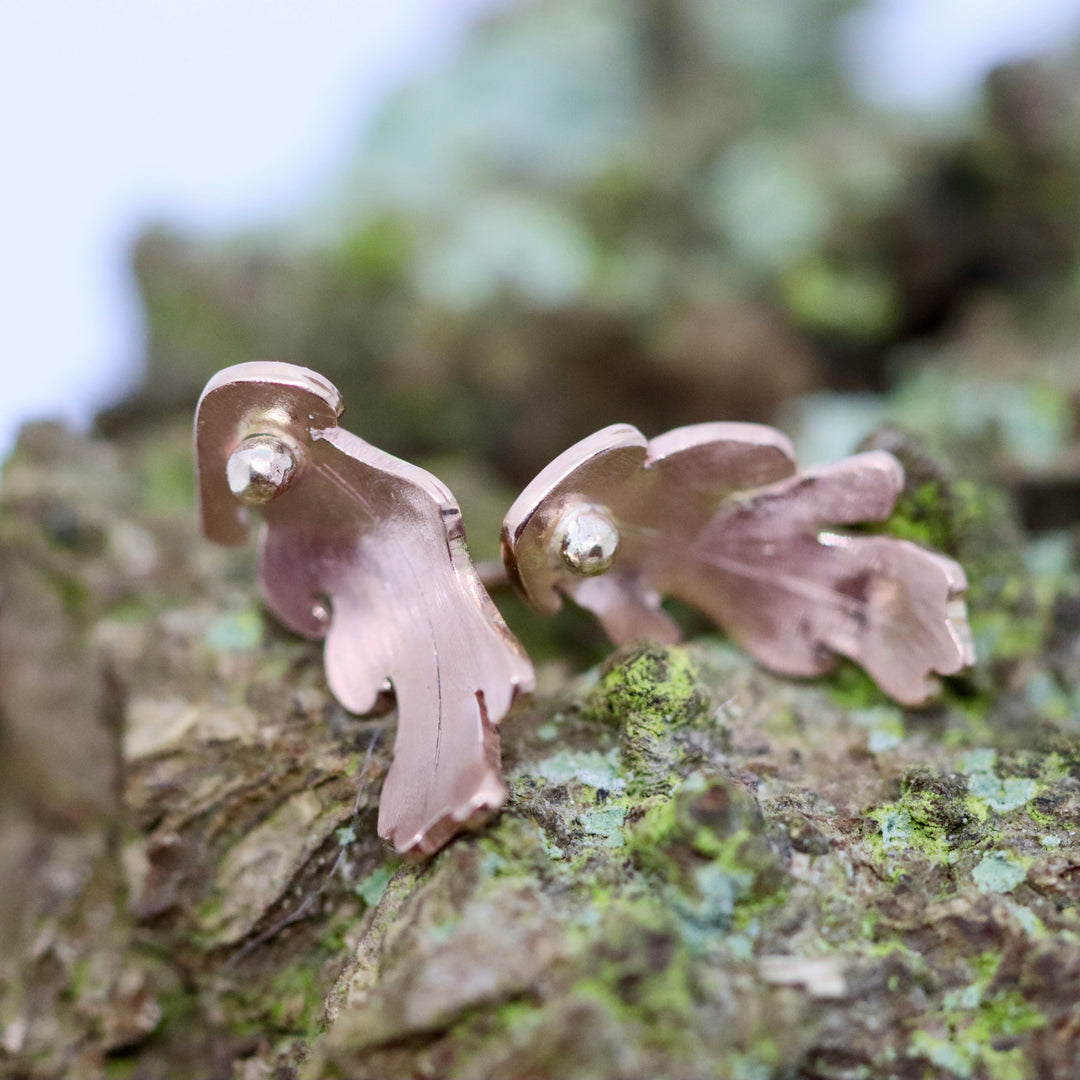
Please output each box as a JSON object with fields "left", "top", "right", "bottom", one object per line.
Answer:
{"left": 102, "top": 0, "right": 1080, "bottom": 522}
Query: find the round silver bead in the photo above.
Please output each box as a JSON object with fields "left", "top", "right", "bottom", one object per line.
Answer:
{"left": 226, "top": 434, "right": 299, "bottom": 506}
{"left": 558, "top": 508, "right": 619, "bottom": 576}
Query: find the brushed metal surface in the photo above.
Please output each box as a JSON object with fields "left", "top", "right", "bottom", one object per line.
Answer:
{"left": 196, "top": 362, "right": 534, "bottom": 856}
{"left": 503, "top": 422, "right": 973, "bottom": 705}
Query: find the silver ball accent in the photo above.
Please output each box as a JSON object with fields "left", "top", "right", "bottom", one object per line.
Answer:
{"left": 558, "top": 508, "right": 619, "bottom": 576}
{"left": 226, "top": 434, "right": 299, "bottom": 506}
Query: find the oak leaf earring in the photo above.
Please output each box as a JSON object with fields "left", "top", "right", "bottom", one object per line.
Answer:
{"left": 195, "top": 361, "right": 534, "bottom": 856}
{"left": 501, "top": 422, "right": 974, "bottom": 706}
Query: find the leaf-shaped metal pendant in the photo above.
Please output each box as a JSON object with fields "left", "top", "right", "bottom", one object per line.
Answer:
{"left": 196, "top": 362, "right": 534, "bottom": 855}
{"left": 502, "top": 423, "right": 974, "bottom": 705}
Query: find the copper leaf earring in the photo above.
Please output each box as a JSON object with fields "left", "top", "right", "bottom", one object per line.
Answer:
{"left": 502, "top": 422, "right": 973, "bottom": 706}
{"left": 195, "top": 362, "right": 534, "bottom": 856}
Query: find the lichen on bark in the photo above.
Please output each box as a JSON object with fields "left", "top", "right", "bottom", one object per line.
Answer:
{"left": 5, "top": 0, "right": 1080, "bottom": 1076}
{"left": 3, "top": 407, "right": 1080, "bottom": 1078}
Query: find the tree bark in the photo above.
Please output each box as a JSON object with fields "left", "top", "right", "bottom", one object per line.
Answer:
{"left": 2, "top": 411, "right": 1079, "bottom": 1080}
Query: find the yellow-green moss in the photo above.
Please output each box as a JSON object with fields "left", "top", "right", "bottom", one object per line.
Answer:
{"left": 868, "top": 765, "right": 996, "bottom": 872}
{"left": 628, "top": 773, "right": 785, "bottom": 949}
{"left": 910, "top": 962, "right": 1047, "bottom": 1080}
{"left": 588, "top": 644, "right": 711, "bottom": 785}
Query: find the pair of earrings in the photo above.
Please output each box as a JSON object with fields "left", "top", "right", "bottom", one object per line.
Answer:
{"left": 195, "top": 362, "right": 974, "bottom": 857}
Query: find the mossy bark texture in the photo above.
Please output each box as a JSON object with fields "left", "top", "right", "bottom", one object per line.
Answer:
{"left": 2, "top": 413, "right": 1080, "bottom": 1080}
{"left": 6, "top": 1, "right": 1080, "bottom": 1074}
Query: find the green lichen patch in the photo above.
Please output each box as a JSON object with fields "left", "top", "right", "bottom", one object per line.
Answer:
{"left": 510, "top": 738, "right": 641, "bottom": 857}
{"left": 966, "top": 768, "right": 1038, "bottom": 815}
{"left": 203, "top": 607, "right": 264, "bottom": 653}
{"left": 477, "top": 809, "right": 574, "bottom": 878}
{"left": 265, "top": 959, "right": 330, "bottom": 1037}
{"left": 533, "top": 748, "right": 627, "bottom": 791}
{"left": 569, "top": 911, "right": 699, "bottom": 1035}
{"left": 972, "top": 852, "right": 1028, "bottom": 895}
{"left": 824, "top": 660, "right": 886, "bottom": 711}
{"left": 873, "top": 808, "right": 924, "bottom": 855}
{"left": 587, "top": 643, "right": 712, "bottom": 786}
{"left": 909, "top": 963, "right": 1047, "bottom": 1080}
{"left": 857, "top": 428, "right": 1045, "bottom": 694}
{"left": 579, "top": 804, "right": 628, "bottom": 847}
{"left": 507, "top": 765, "right": 637, "bottom": 864}
{"left": 628, "top": 773, "right": 786, "bottom": 947}
{"left": 868, "top": 766, "right": 988, "bottom": 870}
{"left": 355, "top": 860, "right": 401, "bottom": 907}
{"left": 852, "top": 705, "right": 906, "bottom": 753}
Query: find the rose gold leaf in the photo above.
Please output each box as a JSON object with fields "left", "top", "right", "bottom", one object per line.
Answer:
{"left": 197, "top": 362, "right": 534, "bottom": 856}
{"left": 503, "top": 427, "right": 973, "bottom": 706}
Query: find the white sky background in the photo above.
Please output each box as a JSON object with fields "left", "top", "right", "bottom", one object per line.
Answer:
{"left": 845, "top": 0, "right": 1080, "bottom": 106}
{"left": 2, "top": 0, "right": 1080, "bottom": 460}
{"left": 0, "top": 0, "right": 499, "bottom": 458}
